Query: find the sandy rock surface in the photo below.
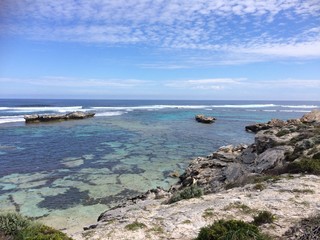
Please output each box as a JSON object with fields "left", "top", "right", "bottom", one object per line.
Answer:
{"left": 72, "top": 174, "right": 320, "bottom": 240}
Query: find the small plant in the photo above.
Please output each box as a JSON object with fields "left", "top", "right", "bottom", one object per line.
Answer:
{"left": 292, "top": 188, "right": 315, "bottom": 194}
{"left": 276, "top": 129, "right": 290, "bottom": 137}
{"left": 253, "top": 175, "right": 281, "bottom": 183}
{"left": 253, "top": 183, "right": 266, "bottom": 191}
{"left": 125, "top": 221, "right": 146, "bottom": 231}
{"left": 252, "top": 211, "right": 275, "bottom": 226}
{"left": 181, "top": 219, "right": 191, "bottom": 224}
{"left": 202, "top": 209, "right": 215, "bottom": 219}
{"left": 223, "top": 202, "right": 254, "bottom": 214}
{"left": 196, "top": 219, "right": 271, "bottom": 240}
{"left": 286, "top": 158, "right": 320, "bottom": 175}
{"left": 148, "top": 225, "right": 164, "bottom": 234}
{"left": 168, "top": 185, "right": 203, "bottom": 204}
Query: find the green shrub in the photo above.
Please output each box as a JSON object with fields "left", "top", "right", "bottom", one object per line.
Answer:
{"left": 196, "top": 219, "right": 271, "bottom": 240}
{"left": 312, "top": 152, "right": 320, "bottom": 160}
{"left": 253, "top": 183, "right": 266, "bottom": 191}
{"left": 0, "top": 212, "right": 72, "bottom": 240}
{"left": 223, "top": 203, "right": 254, "bottom": 214}
{"left": 276, "top": 129, "right": 290, "bottom": 137}
{"left": 124, "top": 221, "right": 146, "bottom": 231}
{"left": 286, "top": 158, "right": 320, "bottom": 175}
{"left": 18, "top": 224, "right": 72, "bottom": 240}
{"left": 0, "top": 213, "right": 30, "bottom": 236}
{"left": 168, "top": 185, "right": 203, "bottom": 204}
{"left": 252, "top": 211, "right": 275, "bottom": 226}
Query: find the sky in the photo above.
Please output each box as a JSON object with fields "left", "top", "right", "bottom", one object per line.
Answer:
{"left": 0, "top": 0, "right": 320, "bottom": 100}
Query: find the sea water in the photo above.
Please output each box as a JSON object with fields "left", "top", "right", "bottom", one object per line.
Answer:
{"left": 0, "top": 99, "right": 319, "bottom": 233}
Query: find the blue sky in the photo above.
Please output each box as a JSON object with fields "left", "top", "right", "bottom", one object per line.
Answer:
{"left": 0, "top": 0, "right": 320, "bottom": 100}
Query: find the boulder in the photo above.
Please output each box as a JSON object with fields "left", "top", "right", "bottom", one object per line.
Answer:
{"left": 24, "top": 111, "right": 95, "bottom": 123}
{"left": 245, "top": 119, "right": 286, "bottom": 133}
{"left": 195, "top": 114, "right": 216, "bottom": 124}
{"left": 300, "top": 109, "right": 320, "bottom": 123}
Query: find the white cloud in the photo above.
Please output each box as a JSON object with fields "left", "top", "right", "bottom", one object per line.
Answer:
{"left": 166, "top": 78, "right": 244, "bottom": 90}
{"left": 0, "top": 77, "right": 147, "bottom": 88}
{"left": 165, "top": 78, "right": 320, "bottom": 90}
{"left": 1, "top": 0, "right": 320, "bottom": 63}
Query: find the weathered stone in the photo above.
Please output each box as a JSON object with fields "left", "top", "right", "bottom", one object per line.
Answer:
{"left": 24, "top": 111, "right": 95, "bottom": 123}
{"left": 223, "top": 163, "right": 246, "bottom": 183}
{"left": 255, "top": 146, "right": 293, "bottom": 173}
{"left": 237, "top": 145, "right": 257, "bottom": 164}
{"left": 195, "top": 114, "right": 216, "bottom": 124}
{"left": 300, "top": 109, "right": 320, "bottom": 123}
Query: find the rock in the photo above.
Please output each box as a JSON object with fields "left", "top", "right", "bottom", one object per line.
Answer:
{"left": 24, "top": 111, "right": 95, "bottom": 123}
{"left": 255, "top": 146, "right": 294, "bottom": 173}
{"left": 195, "top": 114, "right": 216, "bottom": 124}
{"left": 237, "top": 145, "right": 257, "bottom": 164}
{"left": 245, "top": 118, "right": 287, "bottom": 133}
{"left": 300, "top": 109, "right": 320, "bottom": 123}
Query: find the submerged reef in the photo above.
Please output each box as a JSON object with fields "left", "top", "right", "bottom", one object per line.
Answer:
{"left": 72, "top": 110, "right": 320, "bottom": 239}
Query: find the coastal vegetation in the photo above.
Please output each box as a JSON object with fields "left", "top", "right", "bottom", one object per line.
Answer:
{"left": 0, "top": 212, "right": 72, "bottom": 240}
{"left": 252, "top": 211, "right": 275, "bottom": 226}
{"left": 168, "top": 185, "right": 203, "bottom": 204}
{"left": 196, "top": 219, "right": 271, "bottom": 240}
{"left": 124, "top": 220, "right": 147, "bottom": 231}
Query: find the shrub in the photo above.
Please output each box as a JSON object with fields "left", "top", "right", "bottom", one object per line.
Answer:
{"left": 252, "top": 211, "right": 275, "bottom": 226}
{"left": 276, "top": 129, "right": 290, "bottom": 137}
{"left": 223, "top": 202, "right": 253, "bottom": 214}
{"left": 253, "top": 183, "right": 266, "bottom": 191}
{"left": 168, "top": 185, "right": 203, "bottom": 204}
{"left": 283, "top": 214, "right": 320, "bottom": 239}
{"left": 0, "top": 213, "right": 30, "bottom": 236}
{"left": 125, "top": 221, "right": 146, "bottom": 231}
{"left": 312, "top": 152, "right": 320, "bottom": 160}
{"left": 0, "top": 212, "right": 72, "bottom": 240}
{"left": 18, "top": 224, "right": 73, "bottom": 240}
{"left": 286, "top": 158, "right": 320, "bottom": 175}
{"left": 196, "top": 219, "right": 270, "bottom": 240}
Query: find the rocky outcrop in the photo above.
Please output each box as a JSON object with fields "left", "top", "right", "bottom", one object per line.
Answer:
{"left": 74, "top": 175, "right": 320, "bottom": 240}
{"left": 24, "top": 111, "right": 95, "bottom": 123}
{"left": 174, "top": 111, "right": 320, "bottom": 193}
{"left": 195, "top": 114, "right": 216, "bottom": 124}
{"left": 245, "top": 118, "right": 287, "bottom": 133}
{"left": 300, "top": 109, "right": 320, "bottom": 123}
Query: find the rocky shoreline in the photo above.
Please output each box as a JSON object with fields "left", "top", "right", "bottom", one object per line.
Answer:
{"left": 72, "top": 110, "right": 320, "bottom": 240}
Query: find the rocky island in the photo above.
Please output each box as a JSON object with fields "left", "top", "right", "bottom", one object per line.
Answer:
{"left": 195, "top": 114, "right": 216, "bottom": 124}
{"left": 24, "top": 111, "right": 95, "bottom": 123}
{"left": 72, "top": 110, "right": 320, "bottom": 240}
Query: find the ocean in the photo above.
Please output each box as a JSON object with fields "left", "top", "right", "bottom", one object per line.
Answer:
{"left": 0, "top": 99, "right": 319, "bottom": 233}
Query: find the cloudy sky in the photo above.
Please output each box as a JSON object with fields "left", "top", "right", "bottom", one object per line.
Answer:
{"left": 1, "top": 0, "right": 320, "bottom": 100}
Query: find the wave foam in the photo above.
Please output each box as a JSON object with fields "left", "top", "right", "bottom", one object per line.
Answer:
{"left": 0, "top": 116, "right": 25, "bottom": 124}
{"left": 95, "top": 111, "right": 125, "bottom": 117}
{"left": 281, "top": 105, "right": 318, "bottom": 109}
{"left": 0, "top": 106, "right": 83, "bottom": 113}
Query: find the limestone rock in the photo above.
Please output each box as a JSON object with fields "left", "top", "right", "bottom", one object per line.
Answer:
{"left": 24, "top": 111, "right": 95, "bottom": 123}
{"left": 195, "top": 114, "right": 216, "bottom": 124}
{"left": 301, "top": 109, "right": 320, "bottom": 123}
